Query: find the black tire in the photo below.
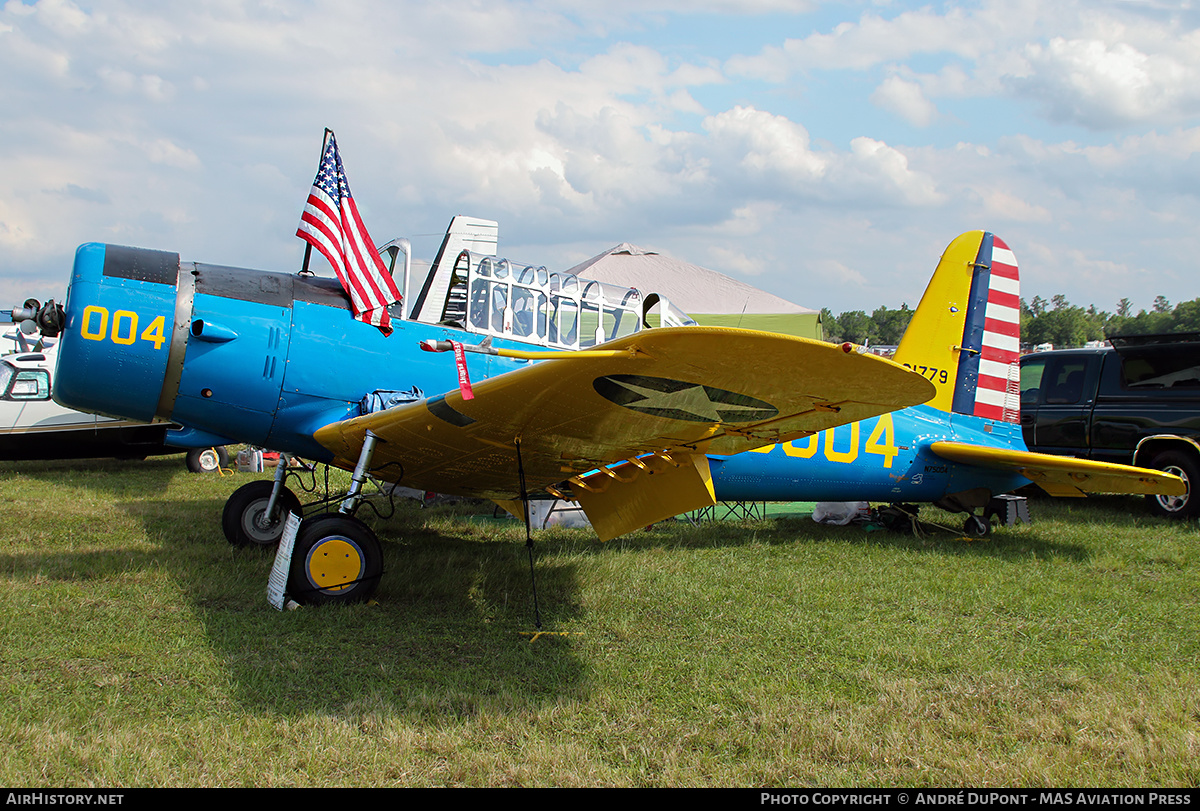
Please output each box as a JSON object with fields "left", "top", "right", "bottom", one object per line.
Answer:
{"left": 221, "top": 480, "right": 302, "bottom": 547}
{"left": 963, "top": 514, "right": 991, "bottom": 537}
{"left": 1145, "top": 450, "right": 1200, "bottom": 519}
{"left": 186, "top": 446, "right": 229, "bottom": 473}
{"left": 287, "top": 515, "right": 383, "bottom": 606}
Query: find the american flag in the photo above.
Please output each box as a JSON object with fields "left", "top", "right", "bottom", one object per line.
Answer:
{"left": 297, "top": 132, "right": 401, "bottom": 335}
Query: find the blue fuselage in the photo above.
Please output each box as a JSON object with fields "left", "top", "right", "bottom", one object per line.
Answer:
{"left": 708, "top": 405, "right": 1032, "bottom": 504}
{"left": 55, "top": 242, "right": 1034, "bottom": 509}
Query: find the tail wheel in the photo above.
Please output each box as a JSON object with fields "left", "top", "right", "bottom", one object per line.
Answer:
{"left": 287, "top": 515, "right": 383, "bottom": 606}
{"left": 1146, "top": 450, "right": 1200, "bottom": 519}
{"left": 963, "top": 514, "right": 991, "bottom": 537}
{"left": 221, "top": 480, "right": 302, "bottom": 547}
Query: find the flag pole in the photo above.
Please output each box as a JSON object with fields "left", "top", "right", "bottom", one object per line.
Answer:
{"left": 300, "top": 128, "right": 335, "bottom": 274}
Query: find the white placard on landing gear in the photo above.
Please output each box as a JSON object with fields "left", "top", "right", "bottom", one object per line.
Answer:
{"left": 267, "top": 512, "right": 303, "bottom": 611}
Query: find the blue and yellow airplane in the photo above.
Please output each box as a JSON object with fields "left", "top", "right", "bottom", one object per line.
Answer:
{"left": 30, "top": 219, "right": 940, "bottom": 606}
{"left": 26, "top": 225, "right": 1181, "bottom": 606}
{"left": 706, "top": 231, "right": 1184, "bottom": 533}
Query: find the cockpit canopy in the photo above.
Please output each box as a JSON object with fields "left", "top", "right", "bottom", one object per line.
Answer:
{"left": 446, "top": 250, "right": 695, "bottom": 350}
{"left": 379, "top": 216, "right": 696, "bottom": 349}
{"left": 398, "top": 248, "right": 694, "bottom": 350}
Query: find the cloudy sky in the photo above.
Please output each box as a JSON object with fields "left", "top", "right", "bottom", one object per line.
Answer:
{"left": 3, "top": 0, "right": 1200, "bottom": 320}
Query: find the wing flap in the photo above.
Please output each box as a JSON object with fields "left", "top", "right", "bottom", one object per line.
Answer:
{"left": 315, "top": 326, "right": 936, "bottom": 503}
{"left": 930, "top": 441, "right": 1185, "bottom": 497}
{"left": 570, "top": 452, "right": 716, "bottom": 541}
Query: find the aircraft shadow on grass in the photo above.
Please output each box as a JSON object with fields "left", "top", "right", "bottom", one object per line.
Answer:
{"left": 0, "top": 456, "right": 181, "bottom": 496}
{"left": 1, "top": 505, "right": 592, "bottom": 720}
{"left": 153, "top": 498, "right": 590, "bottom": 718}
{"left": 623, "top": 511, "right": 1092, "bottom": 562}
{"left": 2, "top": 479, "right": 1116, "bottom": 721}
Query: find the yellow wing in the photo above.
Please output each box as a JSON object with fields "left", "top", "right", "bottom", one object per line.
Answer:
{"left": 316, "top": 326, "right": 936, "bottom": 538}
{"left": 930, "top": 441, "right": 1185, "bottom": 497}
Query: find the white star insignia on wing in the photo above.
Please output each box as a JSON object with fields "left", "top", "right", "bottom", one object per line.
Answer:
{"left": 611, "top": 378, "right": 762, "bottom": 423}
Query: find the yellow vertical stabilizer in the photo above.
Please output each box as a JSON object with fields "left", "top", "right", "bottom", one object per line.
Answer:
{"left": 893, "top": 231, "right": 986, "bottom": 414}
{"left": 893, "top": 231, "right": 1021, "bottom": 423}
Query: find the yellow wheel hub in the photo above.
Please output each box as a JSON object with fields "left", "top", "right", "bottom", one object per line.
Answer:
{"left": 305, "top": 538, "right": 364, "bottom": 593}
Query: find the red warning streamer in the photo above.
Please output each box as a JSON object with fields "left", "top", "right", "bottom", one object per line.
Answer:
{"left": 451, "top": 340, "right": 475, "bottom": 401}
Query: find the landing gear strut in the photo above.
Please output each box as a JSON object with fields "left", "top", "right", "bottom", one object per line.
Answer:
{"left": 220, "top": 436, "right": 387, "bottom": 605}
{"left": 222, "top": 454, "right": 301, "bottom": 547}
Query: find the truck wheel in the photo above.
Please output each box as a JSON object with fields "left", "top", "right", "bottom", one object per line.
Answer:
{"left": 1146, "top": 450, "right": 1200, "bottom": 519}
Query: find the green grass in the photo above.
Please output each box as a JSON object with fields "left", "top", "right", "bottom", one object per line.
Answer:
{"left": 1, "top": 457, "right": 1197, "bottom": 786}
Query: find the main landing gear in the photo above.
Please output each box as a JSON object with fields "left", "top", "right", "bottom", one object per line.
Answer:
{"left": 286, "top": 514, "right": 383, "bottom": 607}
{"left": 221, "top": 433, "right": 385, "bottom": 606}
{"left": 222, "top": 479, "right": 302, "bottom": 547}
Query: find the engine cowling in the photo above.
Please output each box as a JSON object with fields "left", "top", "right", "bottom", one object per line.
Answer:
{"left": 55, "top": 243, "right": 183, "bottom": 424}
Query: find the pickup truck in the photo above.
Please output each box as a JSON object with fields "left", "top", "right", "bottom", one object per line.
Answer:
{"left": 1019, "top": 332, "right": 1200, "bottom": 518}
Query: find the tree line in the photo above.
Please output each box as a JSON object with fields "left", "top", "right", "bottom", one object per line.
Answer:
{"left": 821, "top": 295, "right": 1200, "bottom": 349}
{"left": 820, "top": 305, "right": 913, "bottom": 346}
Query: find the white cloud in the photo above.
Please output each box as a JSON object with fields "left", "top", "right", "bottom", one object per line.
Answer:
{"left": 838, "top": 137, "right": 943, "bottom": 206}
{"left": 723, "top": 0, "right": 1200, "bottom": 133}
{"left": 709, "top": 202, "right": 782, "bottom": 238}
{"left": 1015, "top": 36, "right": 1200, "bottom": 128}
{"left": 0, "top": 200, "right": 37, "bottom": 249}
{"left": 870, "top": 75, "right": 939, "bottom": 127}
{"left": 702, "top": 105, "right": 828, "bottom": 183}
{"left": 812, "top": 258, "right": 869, "bottom": 289}
{"left": 980, "top": 190, "right": 1053, "bottom": 223}
{"left": 725, "top": 3, "right": 1000, "bottom": 78}
{"left": 141, "top": 138, "right": 200, "bottom": 170}
{"left": 27, "top": 0, "right": 90, "bottom": 36}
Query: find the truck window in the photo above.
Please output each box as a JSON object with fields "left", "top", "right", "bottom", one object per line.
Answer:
{"left": 1096, "top": 351, "right": 1122, "bottom": 397}
{"left": 1119, "top": 350, "right": 1200, "bottom": 389}
{"left": 1020, "top": 358, "right": 1046, "bottom": 406}
{"left": 1042, "top": 357, "right": 1091, "bottom": 405}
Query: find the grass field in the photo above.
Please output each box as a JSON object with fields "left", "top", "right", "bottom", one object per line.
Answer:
{"left": 1, "top": 456, "right": 1197, "bottom": 787}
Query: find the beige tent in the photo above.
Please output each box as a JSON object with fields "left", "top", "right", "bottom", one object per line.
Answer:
{"left": 565, "top": 244, "right": 823, "bottom": 340}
